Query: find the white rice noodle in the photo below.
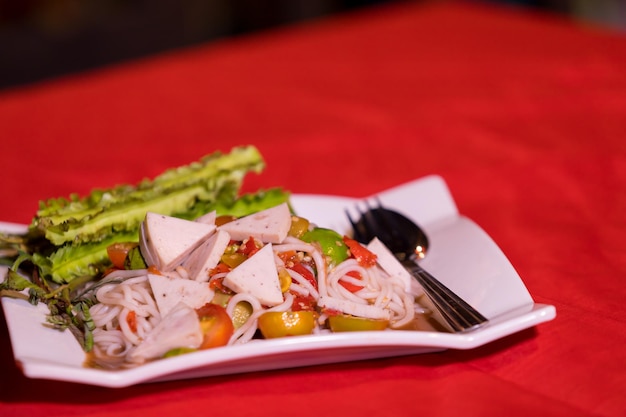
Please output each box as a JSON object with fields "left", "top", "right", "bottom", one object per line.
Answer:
{"left": 310, "top": 250, "right": 328, "bottom": 297}
{"left": 287, "top": 282, "right": 309, "bottom": 296}
{"left": 174, "top": 266, "right": 190, "bottom": 280}
{"left": 326, "top": 259, "right": 369, "bottom": 303}
{"left": 118, "top": 307, "right": 141, "bottom": 345}
{"left": 90, "top": 303, "right": 121, "bottom": 328}
{"left": 226, "top": 292, "right": 263, "bottom": 345}
{"left": 286, "top": 267, "right": 319, "bottom": 299}
{"left": 110, "top": 268, "right": 151, "bottom": 278}
{"left": 92, "top": 328, "right": 133, "bottom": 357}
{"left": 89, "top": 272, "right": 161, "bottom": 361}
{"left": 317, "top": 295, "right": 390, "bottom": 321}
{"left": 390, "top": 291, "right": 419, "bottom": 329}
{"left": 274, "top": 237, "right": 327, "bottom": 297}
{"left": 159, "top": 266, "right": 190, "bottom": 280}
{"left": 322, "top": 256, "right": 421, "bottom": 328}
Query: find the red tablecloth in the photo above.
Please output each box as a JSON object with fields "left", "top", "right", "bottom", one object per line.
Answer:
{"left": 1, "top": 1, "right": 625, "bottom": 416}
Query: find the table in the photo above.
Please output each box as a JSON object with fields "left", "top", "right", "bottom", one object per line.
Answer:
{"left": 1, "top": 1, "right": 624, "bottom": 416}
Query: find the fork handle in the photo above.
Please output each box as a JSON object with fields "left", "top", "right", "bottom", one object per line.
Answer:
{"left": 402, "top": 260, "right": 488, "bottom": 333}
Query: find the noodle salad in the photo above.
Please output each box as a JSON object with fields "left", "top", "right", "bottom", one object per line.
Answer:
{"left": 86, "top": 202, "right": 428, "bottom": 368}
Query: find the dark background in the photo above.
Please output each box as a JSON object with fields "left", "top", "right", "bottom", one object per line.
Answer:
{"left": 1, "top": 0, "right": 624, "bottom": 91}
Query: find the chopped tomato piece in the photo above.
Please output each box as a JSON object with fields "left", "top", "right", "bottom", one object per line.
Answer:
{"left": 209, "top": 276, "right": 232, "bottom": 293}
{"left": 126, "top": 310, "right": 137, "bottom": 333}
{"left": 290, "top": 293, "right": 316, "bottom": 311}
{"left": 322, "top": 308, "right": 343, "bottom": 317}
{"left": 343, "top": 236, "right": 377, "bottom": 267}
{"left": 106, "top": 242, "right": 138, "bottom": 269}
{"left": 196, "top": 303, "right": 234, "bottom": 349}
{"left": 289, "top": 262, "right": 317, "bottom": 290}
{"left": 238, "top": 236, "right": 261, "bottom": 257}
{"left": 278, "top": 250, "right": 299, "bottom": 266}
{"left": 215, "top": 215, "right": 237, "bottom": 226}
{"left": 339, "top": 270, "right": 364, "bottom": 292}
{"left": 147, "top": 265, "right": 161, "bottom": 275}
{"left": 210, "top": 262, "right": 231, "bottom": 277}
{"left": 103, "top": 267, "right": 120, "bottom": 276}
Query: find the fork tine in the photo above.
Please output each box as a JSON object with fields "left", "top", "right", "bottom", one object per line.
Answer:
{"left": 346, "top": 205, "right": 368, "bottom": 242}
{"left": 347, "top": 197, "right": 392, "bottom": 244}
{"left": 369, "top": 197, "right": 389, "bottom": 229}
{"left": 345, "top": 209, "right": 360, "bottom": 240}
{"left": 367, "top": 197, "right": 407, "bottom": 251}
{"left": 361, "top": 201, "right": 383, "bottom": 242}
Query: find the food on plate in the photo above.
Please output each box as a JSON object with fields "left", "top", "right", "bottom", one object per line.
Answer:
{"left": 0, "top": 147, "right": 429, "bottom": 370}
{"left": 85, "top": 202, "right": 427, "bottom": 368}
{"left": 0, "top": 146, "right": 289, "bottom": 349}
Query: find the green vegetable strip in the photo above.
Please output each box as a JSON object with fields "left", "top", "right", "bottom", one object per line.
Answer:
{"left": 40, "top": 186, "right": 292, "bottom": 283}
{"left": 213, "top": 187, "right": 293, "bottom": 218}
{"left": 44, "top": 182, "right": 216, "bottom": 245}
{"left": 35, "top": 147, "right": 262, "bottom": 223}
{"left": 24, "top": 146, "right": 272, "bottom": 283}
{"left": 33, "top": 146, "right": 265, "bottom": 246}
{"left": 45, "top": 231, "right": 138, "bottom": 282}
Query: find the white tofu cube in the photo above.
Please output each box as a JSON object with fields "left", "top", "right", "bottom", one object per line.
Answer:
{"left": 182, "top": 230, "right": 231, "bottom": 282}
{"left": 366, "top": 237, "right": 412, "bottom": 292}
{"left": 222, "top": 243, "right": 283, "bottom": 306}
{"left": 148, "top": 273, "right": 215, "bottom": 317}
{"left": 143, "top": 212, "right": 216, "bottom": 271}
{"left": 217, "top": 202, "right": 291, "bottom": 244}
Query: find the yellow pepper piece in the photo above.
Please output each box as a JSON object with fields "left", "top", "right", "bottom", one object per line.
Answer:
{"left": 257, "top": 311, "right": 317, "bottom": 338}
{"left": 278, "top": 268, "right": 292, "bottom": 292}
{"left": 231, "top": 301, "right": 253, "bottom": 329}
{"left": 221, "top": 253, "right": 246, "bottom": 268}
{"left": 288, "top": 215, "right": 310, "bottom": 238}
{"left": 327, "top": 314, "right": 389, "bottom": 332}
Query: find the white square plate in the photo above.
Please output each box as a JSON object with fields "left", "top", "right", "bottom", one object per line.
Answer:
{"left": 0, "top": 175, "right": 556, "bottom": 388}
